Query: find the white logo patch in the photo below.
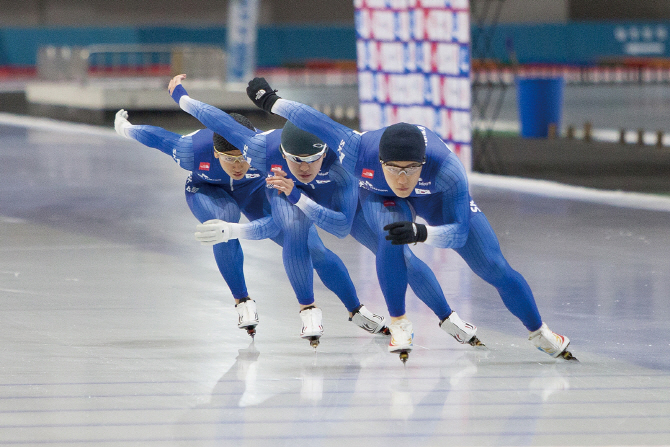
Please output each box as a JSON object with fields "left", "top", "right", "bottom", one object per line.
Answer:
{"left": 337, "top": 139, "right": 346, "bottom": 163}
{"left": 417, "top": 125, "right": 428, "bottom": 145}
{"left": 255, "top": 89, "right": 266, "bottom": 100}
{"left": 415, "top": 188, "right": 431, "bottom": 195}
{"left": 242, "top": 144, "right": 252, "bottom": 165}
{"left": 198, "top": 173, "right": 220, "bottom": 181}
{"left": 359, "top": 180, "right": 389, "bottom": 193}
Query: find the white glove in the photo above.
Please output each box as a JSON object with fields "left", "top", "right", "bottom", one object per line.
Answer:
{"left": 114, "top": 109, "right": 132, "bottom": 138}
{"left": 195, "top": 219, "right": 242, "bottom": 245}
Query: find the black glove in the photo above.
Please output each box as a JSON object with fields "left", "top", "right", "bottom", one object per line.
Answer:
{"left": 384, "top": 221, "right": 427, "bottom": 245}
{"left": 246, "top": 77, "right": 280, "bottom": 113}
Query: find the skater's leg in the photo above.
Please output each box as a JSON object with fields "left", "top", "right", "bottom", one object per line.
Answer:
{"left": 359, "top": 191, "right": 411, "bottom": 318}
{"left": 266, "top": 203, "right": 385, "bottom": 334}
{"left": 403, "top": 247, "right": 452, "bottom": 321}
{"left": 307, "top": 226, "right": 360, "bottom": 312}
{"left": 269, "top": 204, "right": 361, "bottom": 312}
{"left": 352, "top": 198, "right": 451, "bottom": 320}
{"left": 273, "top": 226, "right": 364, "bottom": 315}
{"left": 454, "top": 209, "right": 542, "bottom": 331}
{"left": 185, "top": 179, "right": 248, "bottom": 300}
{"left": 269, "top": 190, "right": 315, "bottom": 307}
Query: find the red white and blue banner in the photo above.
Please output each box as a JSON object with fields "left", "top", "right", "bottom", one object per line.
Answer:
{"left": 354, "top": 0, "right": 471, "bottom": 170}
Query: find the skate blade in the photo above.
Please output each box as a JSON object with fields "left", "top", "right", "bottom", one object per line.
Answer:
{"left": 389, "top": 346, "right": 413, "bottom": 354}
{"left": 558, "top": 349, "right": 579, "bottom": 362}
{"left": 241, "top": 325, "right": 257, "bottom": 337}
{"left": 399, "top": 350, "right": 410, "bottom": 364}
{"left": 306, "top": 336, "right": 320, "bottom": 348}
{"left": 468, "top": 336, "right": 486, "bottom": 348}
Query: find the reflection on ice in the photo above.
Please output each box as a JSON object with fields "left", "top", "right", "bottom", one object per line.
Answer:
{"left": 529, "top": 366, "right": 571, "bottom": 402}
{"left": 300, "top": 360, "right": 324, "bottom": 403}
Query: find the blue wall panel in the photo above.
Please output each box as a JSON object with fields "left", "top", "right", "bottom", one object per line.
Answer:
{"left": 0, "top": 28, "right": 138, "bottom": 65}
{"left": 0, "top": 25, "right": 356, "bottom": 67}
{"left": 257, "top": 26, "right": 356, "bottom": 67}
{"left": 476, "top": 22, "right": 670, "bottom": 65}
{"left": 2, "top": 22, "right": 669, "bottom": 68}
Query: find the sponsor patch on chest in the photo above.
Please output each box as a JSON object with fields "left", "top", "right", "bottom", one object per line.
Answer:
{"left": 362, "top": 168, "right": 374, "bottom": 179}
{"left": 199, "top": 162, "right": 210, "bottom": 171}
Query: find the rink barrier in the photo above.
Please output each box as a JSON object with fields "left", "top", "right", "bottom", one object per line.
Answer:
{"left": 561, "top": 122, "right": 669, "bottom": 149}
{"left": 36, "top": 45, "right": 225, "bottom": 82}
{"left": 476, "top": 119, "right": 670, "bottom": 149}
{"left": 469, "top": 172, "right": 670, "bottom": 213}
{"left": 25, "top": 46, "right": 360, "bottom": 119}
{"left": 472, "top": 63, "right": 670, "bottom": 86}
{"left": 18, "top": 54, "right": 670, "bottom": 87}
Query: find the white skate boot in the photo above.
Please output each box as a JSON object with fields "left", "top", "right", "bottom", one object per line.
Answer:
{"left": 388, "top": 318, "right": 413, "bottom": 363}
{"left": 300, "top": 306, "right": 323, "bottom": 348}
{"left": 529, "top": 323, "right": 577, "bottom": 360}
{"left": 235, "top": 297, "right": 259, "bottom": 337}
{"left": 440, "top": 311, "right": 485, "bottom": 347}
{"left": 349, "top": 304, "right": 389, "bottom": 335}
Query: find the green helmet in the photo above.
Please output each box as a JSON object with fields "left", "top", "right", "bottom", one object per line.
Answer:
{"left": 280, "top": 120, "right": 327, "bottom": 156}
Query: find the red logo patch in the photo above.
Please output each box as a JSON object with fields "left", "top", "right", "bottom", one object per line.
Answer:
{"left": 362, "top": 169, "right": 374, "bottom": 179}
{"left": 383, "top": 200, "right": 396, "bottom": 207}
{"left": 199, "top": 162, "right": 210, "bottom": 171}
{"left": 271, "top": 164, "right": 283, "bottom": 172}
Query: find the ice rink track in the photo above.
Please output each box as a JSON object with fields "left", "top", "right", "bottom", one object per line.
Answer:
{"left": 1, "top": 113, "right": 670, "bottom": 446}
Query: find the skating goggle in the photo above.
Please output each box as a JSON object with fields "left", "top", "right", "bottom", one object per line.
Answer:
{"left": 281, "top": 144, "right": 327, "bottom": 164}
{"left": 215, "top": 150, "right": 247, "bottom": 164}
{"left": 380, "top": 160, "right": 425, "bottom": 176}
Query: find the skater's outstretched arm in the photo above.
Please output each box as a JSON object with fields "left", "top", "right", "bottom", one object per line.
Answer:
{"left": 246, "top": 77, "right": 363, "bottom": 174}
{"left": 168, "top": 75, "right": 269, "bottom": 172}
{"left": 194, "top": 214, "right": 280, "bottom": 245}
{"left": 240, "top": 215, "right": 281, "bottom": 240}
{"left": 115, "top": 109, "right": 196, "bottom": 170}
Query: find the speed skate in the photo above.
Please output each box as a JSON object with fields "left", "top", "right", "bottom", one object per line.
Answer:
{"left": 300, "top": 306, "right": 324, "bottom": 349}
{"left": 440, "top": 311, "right": 486, "bottom": 348}
{"left": 236, "top": 297, "right": 259, "bottom": 339}
{"left": 387, "top": 318, "right": 413, "bottom": 363}
{"left": 529, "top": 322, "right": 578, "bottom": 362}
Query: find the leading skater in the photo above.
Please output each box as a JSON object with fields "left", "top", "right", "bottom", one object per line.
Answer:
{"left": 244, "top": 77, "right": 576, "bottom": 362}
{"left": 114, "top": 106, "right": 387, "bottom": 342}
{"left": 164, "top": 75, "right": 389, "bottom": 346}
